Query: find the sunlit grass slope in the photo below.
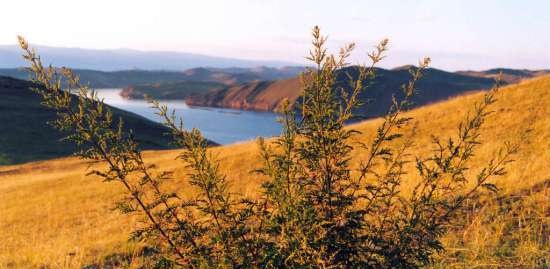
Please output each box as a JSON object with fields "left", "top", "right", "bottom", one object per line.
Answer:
{"left": 1, "top": 76, "right": 549, "bottom": 268}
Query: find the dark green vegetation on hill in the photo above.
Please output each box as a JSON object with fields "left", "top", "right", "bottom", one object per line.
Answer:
{"left": 0, "top": 76, "right": 175, "bottom": 165}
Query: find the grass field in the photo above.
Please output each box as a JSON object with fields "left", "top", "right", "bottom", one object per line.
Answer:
{"left": 1, "top": 76, "right": 549, "bottom": 268}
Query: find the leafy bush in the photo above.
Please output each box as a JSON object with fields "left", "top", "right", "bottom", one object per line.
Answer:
{"left": 18, "top": 26, "right": 517, "bottom": 268}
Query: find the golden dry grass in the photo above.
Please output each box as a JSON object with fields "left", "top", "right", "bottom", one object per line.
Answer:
{"left": 1, "top": 76, "right": 549, "bottom": 268}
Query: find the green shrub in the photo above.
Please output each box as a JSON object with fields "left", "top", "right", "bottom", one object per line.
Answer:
{"left": 18, "top": 26, "right": 516, "bottom": 268}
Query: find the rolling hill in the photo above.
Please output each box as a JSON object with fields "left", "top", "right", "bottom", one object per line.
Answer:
{"left": 122, "top": 67, "right": 502, "bottom": 118}
{"left": 203, "top": 66, "right": 307, "bottom": 80}
{"left": 0, "top": 76, "right": 176, "bottom": 165}
{"left": 1, "top": 75, "right": 548, "bottom": 268}
{"left": 120, "top": 80, "right": 228, "bottom": 100}
{"left": 457, "top": 68, "right": 550, "bottom": 84}
{"left": 0, "top": 66, "right": 304, "bottom": 89}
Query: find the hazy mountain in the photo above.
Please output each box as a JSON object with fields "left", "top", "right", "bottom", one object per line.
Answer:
{"left": 0, "top": 66, "right": 305, "bottom": 88}
{"left": 0, "top": 44, "right": 297, "bottom": 71}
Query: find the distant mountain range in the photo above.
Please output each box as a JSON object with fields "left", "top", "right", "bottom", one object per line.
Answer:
{"left": 0, "top": 44, "right": 298, "bottom": 71}
{"left": 0, "top": 66, "right": 306, "bottom": 88}
{"left": 120, "top": 67, "right": 550, "bottom": 119}
{"left": 3, "top": 63, "right": 547, "bottom": 122}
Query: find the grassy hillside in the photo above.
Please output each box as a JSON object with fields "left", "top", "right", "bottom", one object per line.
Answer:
{"left": 0, "top": 76, "right": 549, "bottom": 268}
{"left": 0, "top": 76, "right": 174, "bottom": 165}
{"left": 123, "top": 67, "right": 503, "bottom": 118}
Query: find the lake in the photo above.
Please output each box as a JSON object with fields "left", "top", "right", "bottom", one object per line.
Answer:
{"left": 94, "top": 89, "right": 282, "bottom": 144}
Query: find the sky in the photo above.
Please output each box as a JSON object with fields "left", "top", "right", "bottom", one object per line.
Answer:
{"left": 1, "top": 0, "right": 549, "bottom": 70}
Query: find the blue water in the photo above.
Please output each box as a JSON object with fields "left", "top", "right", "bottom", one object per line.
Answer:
{"left": 95, "top": 89, "right": 282, "bottom": 144}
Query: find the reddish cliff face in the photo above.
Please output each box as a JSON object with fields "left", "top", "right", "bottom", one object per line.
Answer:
{"left": 185, "top": 77, "right": 301, "bottom": 111}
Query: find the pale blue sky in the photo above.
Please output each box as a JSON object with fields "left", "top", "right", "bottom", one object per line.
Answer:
{"left": 1, "top": 0, "right": 548, "bottom": 70}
